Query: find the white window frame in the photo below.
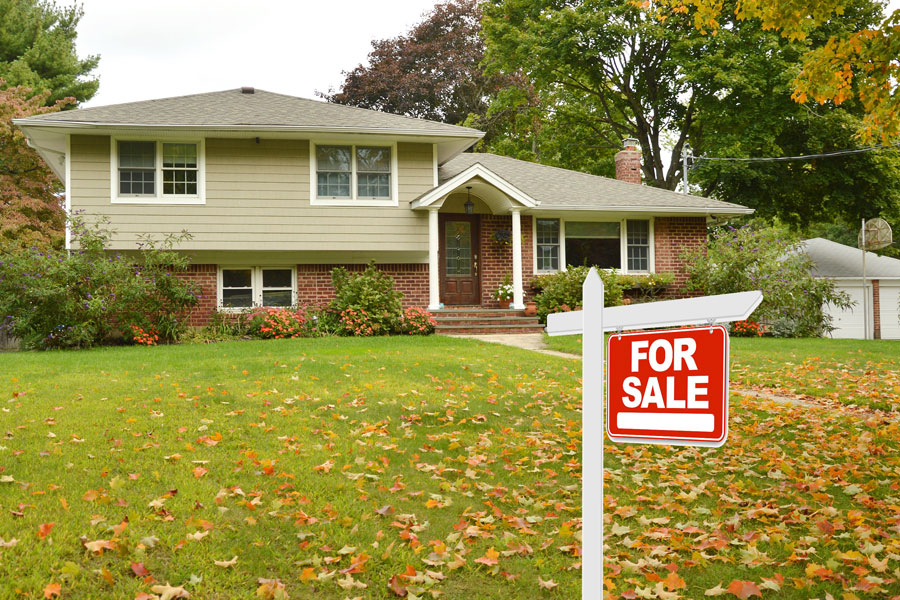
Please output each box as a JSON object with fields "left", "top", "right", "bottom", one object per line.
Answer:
{"left": 110, "top": 136, "right": 206, "bottom": 205}
{"left": 532, "top": 216, "right": 655, "bottom": 275}
{"left": 309, "top": 140, "right": 399, "bottom": 207}
{"left": 216, "top": 266, "right": 297, "bottom": 312}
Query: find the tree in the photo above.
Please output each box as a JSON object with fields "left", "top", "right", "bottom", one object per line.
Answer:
{"left": 0, "top": 0, "right": 99, "bottom": 105}
{"left": 661, "top": 0, "right": 900, "bottom": 141}
{"left": 0, "top": 83, "right": 72, "bottom": 250}
{"left": 481, "top": 0, "right": 887, "bottom": 192}
{"left": 320, "top": 0, "right": 503, "bottom": 125}
{"left": 684, "top": 223, "right": 852, "bottom": 337}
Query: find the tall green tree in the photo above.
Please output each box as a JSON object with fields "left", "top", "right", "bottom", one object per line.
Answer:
{"left": 0, "top": 0, "right": 99, "bottom": 104}
{"left": 481, "top": 0, "right": 899, "bottom": 226}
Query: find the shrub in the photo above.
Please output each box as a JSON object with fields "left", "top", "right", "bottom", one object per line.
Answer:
{"left": 399, "top": 307, "right": 437, "bottom": 335}
{"left": 0, "top": 216, "right": 198, "bottom": 349}
{"left": 617, "top": 272, "right": 674, "bottom": 301}
{"left": 247, "top": 307, "right": 307, "bottom": 339}
{"left": 127, "top": 325, "right": 159, "bottom": 346}
{"left": 330, "top": 263, "right": 402, "bottom": 335}
{"left": 339, "top": 308, "right": 383, "bottom": 336}
{"left": 684, "top": 223, "right": 852, "bottom": 337}
{"left": 533, "top": 266, "right": 624, "bottom": 323}
{"left": 731, "top": 320, "right": 764, "bottom": 337}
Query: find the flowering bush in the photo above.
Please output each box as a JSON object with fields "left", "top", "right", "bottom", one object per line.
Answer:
{"left": 684, "top": 222, "right": 852, "bottom": 337}
{"left": 731, "top": 320, "right": 764, "bottom": 337}
{"left": 0, "top": 216, "right": 198, "bottom": 349}
{"left": 330, "top": 263, "right": 402, "bottom": 335}
{"left": 128, "top": 325, "right": 159, "bottom": 346}
{"left": 399, "top": 307, "right": 437, "bottom": 335}
{"left": 247, "top": 307, "right": 307, "bottom": 339}
{"left": 339, "top": 308, "right": 384, "bottom": 336}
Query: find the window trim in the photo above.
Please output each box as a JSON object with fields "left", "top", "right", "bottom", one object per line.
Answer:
{"left": 531, "top": 216, "right": 655, "bottom": 275}
{"left": 216, "top": 266, "right": 298, "bottom": 311}
{"left": 309, "top": 140, "right": 399, "bottom": 207}
{"left": 110, "top": 136, "right": 206, "bottom": 205}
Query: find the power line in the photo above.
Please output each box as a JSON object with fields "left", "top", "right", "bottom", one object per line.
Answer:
{"left": 693, "top": 142, "right": 900, "bottom": 164}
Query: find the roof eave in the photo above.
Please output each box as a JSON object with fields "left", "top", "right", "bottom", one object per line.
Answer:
{"left": 526, "top": 205, "right": 755, "bottom": 216}
{"left": 11, "top": 118, "right": 486, "bottom": 140}
{"left": 412, "top": 162, "right": 539, "bottom": 209}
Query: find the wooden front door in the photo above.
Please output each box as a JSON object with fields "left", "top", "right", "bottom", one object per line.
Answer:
{"left": 439, "top": 215, "right": 480, "bottom": 305}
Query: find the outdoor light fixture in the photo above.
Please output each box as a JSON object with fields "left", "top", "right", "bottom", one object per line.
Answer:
{"left": 464, "top": 186, "right": 474, "bottom": 215}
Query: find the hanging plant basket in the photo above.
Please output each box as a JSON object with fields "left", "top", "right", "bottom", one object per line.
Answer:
{"left": 493, "top": 229, "right": 512, "bottom": 246}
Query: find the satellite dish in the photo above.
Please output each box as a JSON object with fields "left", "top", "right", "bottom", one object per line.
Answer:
{"left": 858, "top": 217, "right": 893, "bottom": 250}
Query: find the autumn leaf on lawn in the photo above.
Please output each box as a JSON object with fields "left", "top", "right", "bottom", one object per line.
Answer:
{"left": 213, "top": 556, "right": 238, "bottom": 568}
{"left": 83, "top": 539, "right": 116, "bottom": 555}
{"left": 337, "top": 574, "right": 367, "bottom": 590}
{"left": 538, "top": 577, "right": 558, "bottom": 590}
{"left": 150, "top": 583, "right": 190, "bottom": 600}
{"left": 191, "top": 466, "right": 208, "bottom": 479}
{"left": 704, "top": 583, "right": 728, "bottom": 596}
{"left": 0, "top": 538, "right": 19, "bottom": 548}
{"left": 186, "top": 530, "right": 209, "bottom": 542}
{"left": 474, "top": 547, "right": 500, "bottom": 566}
{"left": 664, "top": 571, "right": 686, "bottom": 591}
{"left": 36, "top": 522, "right": 55, "bottom": 540}
{"left": 131, "top": 562, "right": 151, "bottom": 577}
{"left": 727, "top": 580, "right": 762, "bottom": 599}
{"left": 256, "top": 578, "right": 288, "bottom": 599}
{"left": 388, "top": 574, "right": 408, "bottom": 597}
{"left": 43, "top": 582, "right": 61, "bottom": 599}
{"left": 313, "top": 459, "right": 334, "bottom": 474}
{"left": 299, "top": 567, "right": 316, "bottom": 584}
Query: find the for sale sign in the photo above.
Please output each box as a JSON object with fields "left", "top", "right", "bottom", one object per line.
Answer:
{"left": 606, "top": 325, "right": 729, "bottom": 447}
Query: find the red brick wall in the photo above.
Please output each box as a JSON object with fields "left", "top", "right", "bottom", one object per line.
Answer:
{"left": 177, "top": 264, "right": 218, "bottom": 326}
{"left": 296, "top": 264, "right": 429, "bottom": 309}
{"left": 615, "top": 149, "right": 641, "bottom": 184}
{"left": 478, "top": 214, "right": 534, "bottom": 307}
{"left": 654, "top": 217, "right": 707, "bottom": 298}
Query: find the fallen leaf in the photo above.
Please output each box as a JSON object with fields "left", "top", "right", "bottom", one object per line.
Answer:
{"left": 43, "top": 583, "right": 61, "bottom": 599}
{"left": 150, "top": 583, "right": 190, "bottom": 600}
{"left": 36, "top": 522, "right": 55, "bottom": 539}
{"left": 538, "top": 577, "right": 558, "bottom": 590}
{"left": 727, "top": 580, "right": 762, "bottom": 600}
{"left": 214, "top": 556, "right": 238, "bottom": 568}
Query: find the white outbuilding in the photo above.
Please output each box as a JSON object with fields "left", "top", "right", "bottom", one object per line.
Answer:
{"left": 800, "top": 238, "right": 900, "bottom": 340}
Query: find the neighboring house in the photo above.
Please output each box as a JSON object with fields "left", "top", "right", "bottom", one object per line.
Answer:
{"left": 801, "top": 238, "right": 900, "bottom": 340}
{"left": 14, "top": 88, "right": 753, "bottom": 327}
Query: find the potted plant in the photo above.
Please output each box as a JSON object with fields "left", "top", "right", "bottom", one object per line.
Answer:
{"left": 494, "top": 274, "right": 515, "bottom": 309}
{"left": 492, "top": 228, "right": 512, "bottom": 246}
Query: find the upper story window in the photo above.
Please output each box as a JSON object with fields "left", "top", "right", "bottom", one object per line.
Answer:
{"left": 534, "top": 218, "right": 653, "bottom": 274}
{"left": 111, "top": 138, "right": 204, "bottom": 204}
{"left": 311, "top": 141, "right": 397, "bottom": 206}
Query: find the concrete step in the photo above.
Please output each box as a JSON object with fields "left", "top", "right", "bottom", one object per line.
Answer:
{"left": 434, "top": 316, "right": 540, "bottom": 326}
{"left": 435, "top": 322, "right": 545, "bottom": 335}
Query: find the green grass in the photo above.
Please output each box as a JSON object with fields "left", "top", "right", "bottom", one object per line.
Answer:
{"left": 2, "top": 336, "right": 900, "bottom": 599}
{"left": 545, "top": 333, "right": 900, "bottom": 411}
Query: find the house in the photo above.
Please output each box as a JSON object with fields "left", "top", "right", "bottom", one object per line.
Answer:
{"left": 14, "top": 88, "right": 753, "bottom": 329}
{"left": 801, "top": 238, "right": 900, "bottom": 340}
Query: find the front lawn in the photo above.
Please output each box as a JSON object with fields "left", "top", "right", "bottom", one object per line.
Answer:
{"left": 2, "top": 337, "right": 900, "bottom": 599}
{"left": 546, "top": 333, "right": 900, "bottom": 411}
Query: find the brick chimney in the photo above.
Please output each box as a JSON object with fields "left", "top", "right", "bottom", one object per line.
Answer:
{"left": 615, "top": 138, "right": 641, "bottom": 185}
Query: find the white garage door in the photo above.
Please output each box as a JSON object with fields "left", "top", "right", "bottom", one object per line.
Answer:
{"left": 880, "top": 282, "right": 900, "bottom": 340}
{"left": 826, "top": 283, "right": 874, "bottom": 339}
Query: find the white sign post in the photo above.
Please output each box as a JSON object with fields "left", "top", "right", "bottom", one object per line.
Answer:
{"left": 546, "top": 268, "right": 762, "bottom": 600}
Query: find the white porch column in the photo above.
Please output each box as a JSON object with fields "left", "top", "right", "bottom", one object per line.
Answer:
{"left": 428, "top": 207, "right": 441, "bottom": 310}
{"left": 511, "top": 207, "right": 525, "bottom": 309}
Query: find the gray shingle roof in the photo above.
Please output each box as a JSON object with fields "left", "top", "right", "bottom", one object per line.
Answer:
{"left": 801, "top": 237, "right": 900, "bottom": 279}
{"left": 439, "top": 153, "right": 752, "bottom": 213}
{"left": 18, "top": 88, "right": 483, "bottom": 136}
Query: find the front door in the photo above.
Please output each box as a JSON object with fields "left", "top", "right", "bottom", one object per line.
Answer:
{"left": 439, "top": 215, "right": 480, "bottom": 305}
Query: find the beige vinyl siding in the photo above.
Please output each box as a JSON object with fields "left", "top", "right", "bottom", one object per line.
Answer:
{"left": 69, "top": 135, "right": 433, "bottom": 252}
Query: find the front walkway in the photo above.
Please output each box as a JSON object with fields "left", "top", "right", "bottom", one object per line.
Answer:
{"left": 447, "top": 332, "right": 579, "bottom": 359}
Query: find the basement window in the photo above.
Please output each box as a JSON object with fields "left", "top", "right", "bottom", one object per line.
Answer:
{"left": 218, "top": 267, "right": 296, "bottom": 310}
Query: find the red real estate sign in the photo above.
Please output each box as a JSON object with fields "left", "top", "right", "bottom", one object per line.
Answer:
{"left": 606, "top": 325, "right": 729, "bottom": 447}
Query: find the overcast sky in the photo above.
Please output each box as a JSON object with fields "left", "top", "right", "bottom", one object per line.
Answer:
{"left": 71, "top": 0, "right": 900, "bottom": 109}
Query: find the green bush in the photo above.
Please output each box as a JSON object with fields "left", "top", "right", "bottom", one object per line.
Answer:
{"left": 0, "top": 216, "right": 198, "bottom": 349}
{"left": 329, "top": 263, "right": 402, "bottom": 335}
{"left": 533, "top": 266, "right": 624, "bottom": 323}
{"left": 684, "top": 223, "right": 852, "bottom": 337}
